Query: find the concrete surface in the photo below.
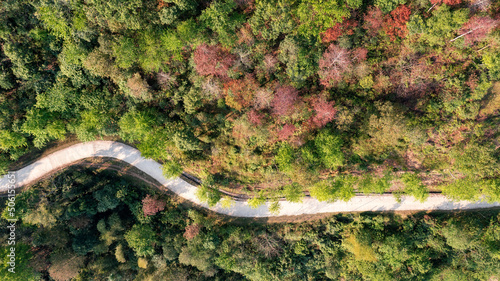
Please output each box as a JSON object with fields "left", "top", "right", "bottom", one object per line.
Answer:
{"left": 0, "top": 141, "right": 499, "bottom": 217}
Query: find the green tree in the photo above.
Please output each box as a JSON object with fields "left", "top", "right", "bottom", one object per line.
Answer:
{"left": 0, "top": 243, "right": 39, "bottom": 281}
{"left": 162, "top": 161, "right": 183, "bottom": 178}
{"left": 295, "top": 0, "right": 360, "bottom": 40}
{"left": 354, "top": 102, "right": 409, "bottom": 159}
{"left": 314, "top": 130, "right": 344, "bottom": 170}
{"left": 93, "top": 185, "right": 120, "bottom": 213}
{"left": 249, "top": 0, "right": 294, "bottom": 41}
{"left": 400, "top": 173, "right": 428, "bottom": 202}
{"left": 71, "top": 110, "right": 112, "bottom": 142}
{"left": 85, "top": 0, "right": 146, "bottom": 32}
{"left": 172, "top": 130, "right": 202, "bottom": 151}
{"left": 278, "top": 36, "right": 318, "bottom": 87}
{"left": 35, "top": 0, "right": 71, "bottom": 39}
{"left": 247, "top": 191, "right": 266, "bottom": 208}
{"left": 418, "top": 5, "right": 468, "bottom": 46}
{"left": 451, "top": 143, "right": 499, "bottom": 178}
{"left": 0, "top": 130, "right": 27, "bottom": 151}
{"left": 119, "top": 110, "right": 158, "bottom": 142}
{"left": 374, "top": 0, "right": 407, "bottom": 13}
{"left": 23, "top": 200, "right": 63, "bottom": 228}
{"left": 275, "top": 142, "right": 295, "bottom": 173}
{"left": 113, "top": 36, "right": 138, "bottom": 69}
{"left": 483, "top": 52, "right": 500, "bottom": 81}
{"left": 310, "top": 176, "right": 355, "bottom": 202}
{"left": 22, "top": 108, "right": 67, "bottom": 148}
{"left": 124, "top": 224, "right": 156, "bottom": 257}
{"left": 283, "top": 183, "right": 304, "bottom": 203}
{"left": 200, "top": 0, "right": 245, "bottom": 47}
{"left": 196, "top": 185, "right": 222, "bottom": 207}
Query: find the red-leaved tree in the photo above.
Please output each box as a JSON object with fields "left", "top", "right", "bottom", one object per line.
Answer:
{"left": 321, "top": 19, "right": 358, "bottom": 43}
{"left": 223, "top": 74, "right": 259, "bottom": 111}
{"left": 453, "top": 16, "right": 498, "bottom": 45}
{"left": 193, "top": 43, "right": 236, "bottom": 78}
{"left": 142, "top": 195, "right": 166, "bottom": 216}
{"left": 271, "top": 86, "right": 299, "bottom": 117}
{"left": 318, "top": 45, "right": 352, "bottom": 88}
{"left": 351, "top": 47, "right": 368, "bottom": 62}
{"left": 383, "top": 5, "right": 411, "bottom": 41}
{"left": 363, "top": 7, "right": 384, "bottom": 36}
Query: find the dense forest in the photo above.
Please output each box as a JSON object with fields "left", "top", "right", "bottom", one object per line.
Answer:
{"left": 1, "top": 168, "right": 500, "bottom": 280}
{"left": 0, "top": 0, "right": 500, "bottom": 206}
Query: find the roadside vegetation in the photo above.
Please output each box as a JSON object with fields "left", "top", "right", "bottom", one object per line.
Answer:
{"left": 1, "top": 168, "right": 500, "bottom": 280}
{"left": 1, "top": 0, "right": 500, "bottom": 205}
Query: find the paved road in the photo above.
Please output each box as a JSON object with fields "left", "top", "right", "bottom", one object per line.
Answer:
{"left": 0, "top": 141, "right": 499, "bottom": 217}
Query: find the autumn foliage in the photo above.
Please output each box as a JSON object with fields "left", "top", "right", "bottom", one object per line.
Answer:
{"left": 321, "top": 19, "right": 358, "bottom": 43}
{"left": 247, "top": 109, "right": 264, "bottom": 125}
{"left": 430, "top": 0, "right": 462, "bottom": 5}
{"left": 193, "top": 43, "right": 236, "bottom": 78}
{"left": 224, "top": 74, "right": 259, "bottom": 111}
{"left": 318, "top": 45, "right": 352, "bottom": 88}
{"left": 383, "top": 5, "right": 411, "bottom": 41}
{"left": 183, "top": 223, "right": 201, "bottom": 240}
{"left": 277, "top": 123, "right": 296, "bottom": 141}
{"left": 309, "top": 95, "right": 337, "bottom": 128}
{"left": 142, "top": 194, "right": 166, "bottom": 216}
{"left": 458, "top": 16, "right": 498, "bottom": 45}
{"left": 363, "top": 7, "right": 383, "bottom": 36}
{"left": 271, "top": 86, "right": 299, "bottom": 117}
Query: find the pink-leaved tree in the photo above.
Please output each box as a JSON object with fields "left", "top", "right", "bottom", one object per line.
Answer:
{"left": 193, "top": 43, "right": 236, "bottom": 78}
{"left": 142, "top": 195, "right": 166, "bottom": 216}
{"left": 318, "top": 45, "right": 352, "bottom": 88}
{"left": 271, "top": 86, "right": 299, "bottom": 117}
{"left": 452, "top": 16, "right": 498, "bottom": 45}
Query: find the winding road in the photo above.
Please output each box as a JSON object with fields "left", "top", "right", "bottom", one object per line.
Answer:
{"left": 0, "top": 141, "right": 499, "bottom": 217}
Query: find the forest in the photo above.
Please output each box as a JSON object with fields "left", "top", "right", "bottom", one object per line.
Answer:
{"left": 0, "top": 0, "right": 500, "bottom": 206}
{"left": 1, "top": 168, "right": 500, "bottom": 280}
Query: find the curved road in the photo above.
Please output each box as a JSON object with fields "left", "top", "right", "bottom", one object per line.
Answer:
{"left": 0, "top": 141, "right": 499, "bottom": 217}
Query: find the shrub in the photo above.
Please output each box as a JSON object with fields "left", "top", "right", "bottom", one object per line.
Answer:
{"left": 247, "top": 191, "right": 266, "bottom": 209}
{"left": 283, "top": 183, "right": 304, "bottom": 203}
{"left": 358, "top": 172, "right": 392, "bottom": 194}
{"left": 310, "top": 176, "right": 355, "bottom": 202}
{"left": 442, "top": 177, "right": 500, "bottom": 202}
{"left": 219, "top": 196, "right": 235, "bottom": 209}
{"left": 162, "top": 161, "right": 183, "bottom": 178}
{"left": 400, "top": 173, "right": 428, "bottom": 202}
{"left": 195, "top": 185, "right": 222, "bottom": 207}
{"left": 451, "top": 143, "right": 499, "bottom": 178}
{"left": 269, "top": 199, "right": 281, "bottom": 215}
